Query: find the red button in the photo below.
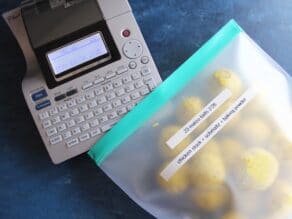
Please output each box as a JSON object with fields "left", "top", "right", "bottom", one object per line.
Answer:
{"left": 122, "top": 29, "right": 131, "bottom": 38}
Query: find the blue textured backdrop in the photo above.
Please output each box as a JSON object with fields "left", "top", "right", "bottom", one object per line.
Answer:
{"left": 0, "top": 0, "right": 291, "bottom": 218}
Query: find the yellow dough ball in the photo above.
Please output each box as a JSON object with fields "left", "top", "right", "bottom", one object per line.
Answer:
{"left": 157, "top": 164, "right": 189, "bottom": 194}
{"left": 270, "top": 132, "right": 292, "bottom": 160}
{"left": 190, "top": 142, "right": 226, "bottom": 187}
{"left": 240, "top": 117, "right": 271, "bottom": 146}
{"left": 221, "top": 211, "right": 246, "bottom": 219}
{"left": 159, "top": 125, "right": 192, "bottom": 157}
{"left": 235, "top": 148, "right": 279, "bottom": 190}
{"left": 192, "top": 184, "right": 230, "bottom": 211}
{"left": 265, "top": 180, "right": 292, "bottom": 219}
{"left": 176, "top": 97, "right": 204, "bottom": 124}
{"left": 219, "top": 138, "right": 244, "bottom": 167}
{"left": 213, "top": 69, "right": 242, "bottom": 95}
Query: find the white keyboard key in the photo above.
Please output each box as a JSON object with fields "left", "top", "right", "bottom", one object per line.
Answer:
{"left": 97, "top": 96, "right": 107, "bottom": 105}
{"left": 63, "top": 131, "right": 72, "bottom": 140}
{"left": 51, "top": 116, "right": 61, "bottom": 125}
{"left": 58, "top": 104, "right": 67, "bottom": 112}
{"left": 127, "top": 103, "right": 136, "bottom": 111}
{"left": 121, "top": 96, "right": 131, "bottom": 104}
{"left": 67, "top": 99, "right": 77, "bottom": 108}
{"left": 141, "top": 67, "right": 151, "bottom": 76}
{"left": 140, "top": 87, "right": 150, "bottom": 96}
{"left": 116, "top": 66, "right": 128, "bottom": 75}
{"left": 106, "top": 92, "right": 116, "bottom": 100}
{"left": 76, "top": 116, "right": 85, "bottom": 124}
{"left": 84, "top": 111, "right": 94, "bottom": 120}
{"left": 106, "top": 71, "right": 116, "bottom": 79}
{"left": 108, "top": 111, "right": 118, "bottom": 120}
{"left": 116, "top": 88, "right": 125, "bottom": 97}
{"left": 49, "top": 108, "right": 58, "bottom": 116}
{"left": 79, "top": 133, "right": 90, "bottom": 142}
{"left": 101, "top": 122, "right": 116, "bottom": 133}
{"left": 39, "top": 111, "right": 49, "bottom": 120}
{"left": 103, "top": 103, "right": 112, "bottom": 112}
{"left": 70, "top": 108, "right": 79, "bottom": 116}
{"left": 113, "top": 80, "right": 122, "bottom": 88}
{"left": 134, "top": 80, "right": 144, "bottom": 88}
{"left": 57, "top": 123, "right": 66, "bottom": 132}
{"left": 88, "top": 100, "right": 97, "bottom": 108}
{"left": 104, "top": 83, "right": 114, "bottom": 92}
{"left": 90, "top": 128, "right": 101, "bottom": 137}
{"left": 117, "top": 107, "right": 127, "bottom": 115}
{"left": 82, "top": 82, "right": 93, "bottom": 90}
{"left": 122, "top": 76, "right": 131, "bottom": 84}
{"left": 72, "top": 127, "right": 81, "bottom": 135}
{"left": 43, "top": 120, "right": 52, "bottom": 129}
{"left": 85, "top": 91, "right": 95, "bottom": 100}
{"left": 125, "top": 84, "right": 135, "bottom": 93}
{"left": 132, "top": 72, "right": 141, "bottom": 80}
{"left": 94, "top": 88, "right": 104, "bottom": 96}
{"left": 112, "top": 99, "right": 122, "bottom": 108}
{"left": 79, "top": 104, "right": 89, "bottom": 113}
{"left": 60, "top": 112, "right": 70, "bottom": 121}
{"left": 67, "top": 138, "right": 79, "bottom": 148}
{"left": 94, "top": 77, "right": 105, "bottom": 85}
{"left": 47, "top": 127, "right": 57, "bottom": 137}
{"left": 66, "top": 119, "right": 75, "bottom": 128}
{"left": 81, "top": 123, "right": 90, "bottom": 131}
{"left": 89, "top": 119, "right": 99, "bottom": 127}
{"left": 131, "top": 92, "right": 140, "bottom": 100}
{"left": 50, "top": 135, "right": 62, "bottom": 145}
{"left": 99, "top": 116, "right": 108, "bottom": 123}
{"left": 94, "top": 108, "right": 103, "bottom": 116}
{"left": 76, "top": 96, "right": 86, "bottom": 104}
{"left": 145, "top": 78, "right": 156, "bottom": 90}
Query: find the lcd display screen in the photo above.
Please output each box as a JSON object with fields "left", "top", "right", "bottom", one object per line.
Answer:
{"left": 47, "top": 32, "right": 108, "bottom": 75}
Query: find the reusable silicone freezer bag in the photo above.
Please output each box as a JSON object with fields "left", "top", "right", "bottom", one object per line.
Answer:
{"left": 89, "top": 20, "right": 292, "bottom": 219}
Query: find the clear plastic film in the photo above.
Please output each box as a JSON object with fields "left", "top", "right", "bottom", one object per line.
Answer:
{"left": 89, "top": 20, "right": 292, "bottom": 219}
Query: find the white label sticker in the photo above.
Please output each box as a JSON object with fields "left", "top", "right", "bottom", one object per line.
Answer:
{"left": 166, "top": 89, "right": 232, "bottom": 149}
{"left": 160, "top": 88, "right": 257, "bottom": 181}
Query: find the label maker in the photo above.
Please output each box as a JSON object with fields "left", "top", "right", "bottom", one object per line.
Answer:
{"left": 3, "top": 0, "right": 162, "bottom": 164}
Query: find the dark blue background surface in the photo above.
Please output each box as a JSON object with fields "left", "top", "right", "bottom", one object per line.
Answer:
{"left": 0, "top": 0, "right": 291, "bottom": 218}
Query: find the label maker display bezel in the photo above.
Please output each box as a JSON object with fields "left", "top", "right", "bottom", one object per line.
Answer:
{"left": 34, "top": 21, "right": 121, "bottom": 88}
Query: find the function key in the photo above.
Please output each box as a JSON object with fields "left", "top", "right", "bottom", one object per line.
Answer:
{"left": 58, "top": 104, "right": 67, "bottom": 112}
{"left": 82, "top": 82, "right": 93, "bottom": 90}
{"left": 141, "top": 67, "right": 151, "bottom": 76}
{"left": 76, "top": 96, "right": 86, "bottom": 104}
{"left": 67, "top": 99, "right": 77, "bottom": 108}
{"left": 85, "top": 91, "right": 95, "bottom": 100}
{"left": 95, "top": 88, "right": 104, "bottom": 96}
{"left": 141, "top": 56, "right": 149, "bottom": 64}
{"left": 94, "top": 77, "right": 105, "bottom": 85}
{"left": 36, "top": 100, "right": 51, "bottom": 111}
{"left": 113, "top": 80, "right": 122, "bottom": 88}
{"left": 105, "top": 71, "right": 116, "bottom": 79}
{"left": 66, "top": 89, "right": 78, "bottom": 97}
{"left": 32, "top": 89, "right": 47, "bottom": 102}
{"left": 116, "top": 66, "right": 128, "bottom": 75}
{"left": 129, "top": 61, "right": 137, "bottom": 69}
{"left": 54, "top": 94, "right": 66, "bottom": 102}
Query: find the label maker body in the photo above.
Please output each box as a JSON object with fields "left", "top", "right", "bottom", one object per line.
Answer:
{"left": 4, "top": 0, "right": 162, "bottom": 164}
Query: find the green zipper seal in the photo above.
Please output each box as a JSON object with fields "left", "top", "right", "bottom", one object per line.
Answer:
{"left": 88, "top": 19, "right": 243, "bottom": 165}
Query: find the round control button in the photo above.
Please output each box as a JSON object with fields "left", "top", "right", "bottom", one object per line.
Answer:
{"left": 129, "top": 61, "right": 137, "bottom": 69}
{"left": 123, "top": 40, "right": 143, "bottom": 59}
{"left": 141, "top": 56, "right": 150, "bottom": 64}
{"left": 122, "top": 29, "right": 131, "bottom": 38}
